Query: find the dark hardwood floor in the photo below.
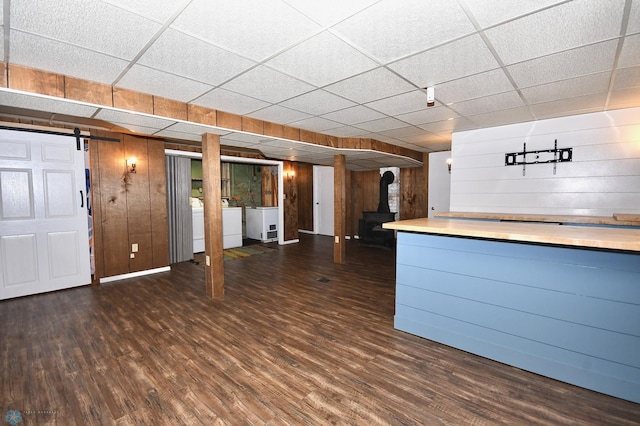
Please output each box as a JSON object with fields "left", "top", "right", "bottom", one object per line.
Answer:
{"left": 1, "top": 234, "right": 639, "bottom": 425}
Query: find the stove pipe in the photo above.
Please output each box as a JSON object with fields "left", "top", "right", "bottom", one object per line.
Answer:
{"left": 377, "top": 171, "right": 395, "bottom": 213}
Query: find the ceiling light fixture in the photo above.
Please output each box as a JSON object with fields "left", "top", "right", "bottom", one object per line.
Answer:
{"left": 426, "top": 86, "right": 435, "bottom": 107}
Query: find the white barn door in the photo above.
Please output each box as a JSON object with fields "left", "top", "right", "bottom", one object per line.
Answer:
{"left": 0, "top": 129, "right": 91, "bottom": 300}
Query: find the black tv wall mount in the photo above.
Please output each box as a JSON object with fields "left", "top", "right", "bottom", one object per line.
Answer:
{"left": 505, "top": 139, "right": 572, "bottom": 175}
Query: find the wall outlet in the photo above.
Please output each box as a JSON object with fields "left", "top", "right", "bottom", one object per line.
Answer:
{"left": 132, "top": 243, "right": 138, "bottom": 252}
{"left": 130, "top": 253, "right": 135, "bottom": 259}
{"left": 335, "top": 236, "right": 339, "bottom": 243}
{"left": 206, "top": 255, "right": 210, "bottom": 266}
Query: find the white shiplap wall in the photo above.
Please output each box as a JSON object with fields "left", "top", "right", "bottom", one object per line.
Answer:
{"left": 450, "top": 107, "right": 640, "bottom": 216}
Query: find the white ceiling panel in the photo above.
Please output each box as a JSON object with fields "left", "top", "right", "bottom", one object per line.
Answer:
{"left": 460, "top": 0, "right": 566, "bottom": 28}
{"left": 153, "top": 129, "right": 202, "bottom": 142}
{"left": 522, "top": 72, "right": 611, "bottom": 105}
{"left": 485, "top": 0, "right": 624, "bottom": 65}
{"left": 0, "top": 90, "right": 99, "bottom": 118}
{"left": 396, "top": 106, "right": 459, "bottom": 126}
{"left": 171, "top": 0, "right": 321, "bottom": 61}
{"left": 321, "top": 105, "right": 386, "bottom": 125}
{"left": 388, "top": 35, "right": 501, "bottom": 88}
{"left": 507, "top": 40, "right": 619, "bottom": 89}
{"left": 435, "top": 69, "right": 515, "bottom": 105}
{"left": 324, "top": 67, "right": 416, "bottom": 104}
{"left": 378, "top": 126, "right": 426, "bottom": 139}
{"left": 111, "top": 122, "right": 168, "bottom": 135}
{"left": 613, "top": 66, "right": 640, "bottom": 90}
{"left": 354, "top": 117, "right": 407, "bottom": 132}
{"left": 117, "top": 65, "right": 213, "bottom": 102}
{"left": 9, "top": 31, "right": 129, "bottom": 84}
{"left": 618, "top": 33, "right": 640, "bottom": 68}
{"left": 222, "top": 66, "right": 315, "bottom": 103}
{"left": 418, "top": 117, "right": 477, "bottom": 134}
{"left": 365, "top": 90, "right": 429, "bottom": 116}
{"left": 289, "top": 117, "right": 342, "bottom": 132}
{"left": 333, "top": 0, "right": 476, "bottom": 63}
{"left": 137, "top": 29, "right": 256, "bottom": 86}
{"left": 265, "top": 31, "right": 378, "bottom": 87}
{"left": 10, "top": 0, "right": 161, "bottom": 60}
{"left": 103, "top": 0, "right": 187, "bottom": 24}
{"left": 246, "top": 105, "right": 312, "bottom": 124}
{"left": 449, "top": 91, "right": 524, "bottom": 116}
{"left": 530, "top": 93, "right": 607, "bottom": 119}
{"left": 163, "top": 122, "right": 230, "bottom": 136}
{"left": 609, "top": 87, "right": 640, "bottom": 109}
{"left": 628, "top": 0, "right": 640, "bottom": 33}
{"left": 279, "top": 90, "right": 356, "bottom": 116}
{"left": 324, "top": 126, "right": 369, "bottom": 138}
{"left": 281, "top": 0, "right": 379, "bottom": 27}
{"left": 95, "top": 108, "right": 177, "bottom": 130}
{"left": 192, "top": 88, "right": 269, "bottom": 115}
{"left": 465, "top": 106, "right": 535, "bottom": 129}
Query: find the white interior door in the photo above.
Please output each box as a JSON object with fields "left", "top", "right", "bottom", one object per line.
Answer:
{"left": 428, "top": 151, "right": 452, "bottom": 218}
{"left": 0, "top": 129, "right": 91, "bottom": 300}
{"left": 313, "top": 165, "right": 334, "bottom": 236}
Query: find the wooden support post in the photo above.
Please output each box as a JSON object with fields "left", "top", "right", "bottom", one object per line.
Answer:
{"left": 423, "top": 152, "right": 430, "bottom": 216}
{"left": 334, "top": 154, "right": 346, "bottom": 264}
{"left": 202, "top": 133, "right": 224, "bottom": 299}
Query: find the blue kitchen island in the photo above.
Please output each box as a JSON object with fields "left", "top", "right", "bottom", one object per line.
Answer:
{"left": 383, "top": 217, "right": 640, "bottom": 404}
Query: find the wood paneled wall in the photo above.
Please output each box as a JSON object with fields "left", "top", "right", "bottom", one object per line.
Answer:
{"left": 283, "top": 161, "right": 299, "bottom": 241}
{"left": 90, "top": 133, "right": 169, "bottom": 279}
{"left": 297, "top": 163, "right": 314, "bottom": 231}
{"left": 400, "top": 166, "right": 427, "bottom": 220}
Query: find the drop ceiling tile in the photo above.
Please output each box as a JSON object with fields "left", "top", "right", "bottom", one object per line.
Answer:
{"left": 117, "top": 65, "right": 213, "bottom": 102}
{"left": 365, "top": 90, "right": 428, "bottom": 116}
{"left": 608, "top": 87, "right": 640, "bottom": 109}
{"left": 321, "top": 105, "right": 386, "bottom": 125}
{"left": 110, "top": 122, "right": 166, "bottom": 135}
{"left": 222, "top": 66, "right": 315, "bottom": 103}
{"left": 289, "top": 117, "right": 342, "bottom": 132}
{"left": 103, "top": 0, "right": 186, "bottom": 23}
{"left": 388, "top": 35, "right": 501, "bottom": 88}
{"left": 396, "top": 106, "right": 459, "bottom": 126}
{"left": 486, "top": 0, "right": 624, "bottom": 65}
{"left": 153, "top": 129, "right": 202, "bottom": 142}
{"left": 192, "top": 88, "right": 269, "bottom": 116}
{"left": 354, "top": 117, "right": 406, "bottom": 132}
{"left": 324, "top": 126, "right": 368, "bottom": 138}
{"left": 435, "top": 69, "right": 514, "bottom": 105}
{"left": 507, "top": 40, "right": 618, "bottom": 88}
{"left": 521, "top": 72, "right": 611, "bottom": 105}
{"left": 279, "top": 90, "right": 356, "bottom": 116}
{"left": 138, "top": 29, "right": 256, "bottom": 86}
{"left": 461, "top": 0, "right": 566, "bottom": 28}
{"left": 613, "top": 65, "right": 640, "bottom": 90}
{"left": 618, "top": 33, "right": 640, "bottom": 68}
{"left": 530, "top": 93, "right": 607, "bottom": 119}
{"left": 465, "top": 106, "right": 535, "bottom": 128}
{"left": 378, "top": 126, "right": 425, "bottom": 138}
{"left": 95, "top": 108, "right": 177, "bottom": 130}
{"left": 281, "top": 0, "right": 379, "bottom": 27}
{"left": 164, "top": 122, "right": 229, "bottom": 136}
{"left": 10, "top": 0, "right": 160, "bottom": 59}
{"left": 0, "top": 90, "right": 99, "bottom": 117}
{"left": 402, "top": 132, "right": 450, "bottom": 145}
{"left": 449, "top": 91, "right": 525, "bottom": 118}
{"left": 324, "top": 68, "right": 416, "bottom": 104}
{"left": 9, "top": 31, "right": 129, "bottom": 85}
{"left": 265, "top": 31, "right": 378, "bottom": 87}
{"left": 629, "top": 1, "right": 640, "bottom": 33}
{"left": 246, "top": 105, "right": 312, "bottom": 124}
{"left": 419, "top": 117, "right": 477, "bottom": 133}
{"left": 333, "top": 0, "right": 475, "bottom": 62}
{"left": 171, "top": 0, "right": 321, "bottom": 61}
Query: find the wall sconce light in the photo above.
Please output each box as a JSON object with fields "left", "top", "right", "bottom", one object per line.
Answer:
{"left": 426, "top": 86, "right": 435, "bottom": 107}
{"left": 446, "top": 157, "right": 452, "bottom": 174}
{"left": 286, "top": 171, "right": 295, "bottom": 181}
{"left": 127, "top": 157, "right": 137, "bottom": 174}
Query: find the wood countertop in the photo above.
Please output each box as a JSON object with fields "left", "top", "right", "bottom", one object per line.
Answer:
{"left": 436, "top": 212, "right": 640, "bottom": 226}
{"left": 383, "top": 218, "right": 640, "bottom": 252}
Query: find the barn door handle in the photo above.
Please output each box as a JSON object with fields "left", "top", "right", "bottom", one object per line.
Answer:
{"left": 80, "top": 190, "right": 84, "bottom": 208}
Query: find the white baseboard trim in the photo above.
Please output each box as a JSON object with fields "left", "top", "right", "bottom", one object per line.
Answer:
{"left": 100, "top": 266, "right": 171, "bottom": 284}
{"left": 297, "top": 229, "right": 315, "bottom": 234}
{"left": 281, "top": 239, "right": 299, "bottom": 245}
